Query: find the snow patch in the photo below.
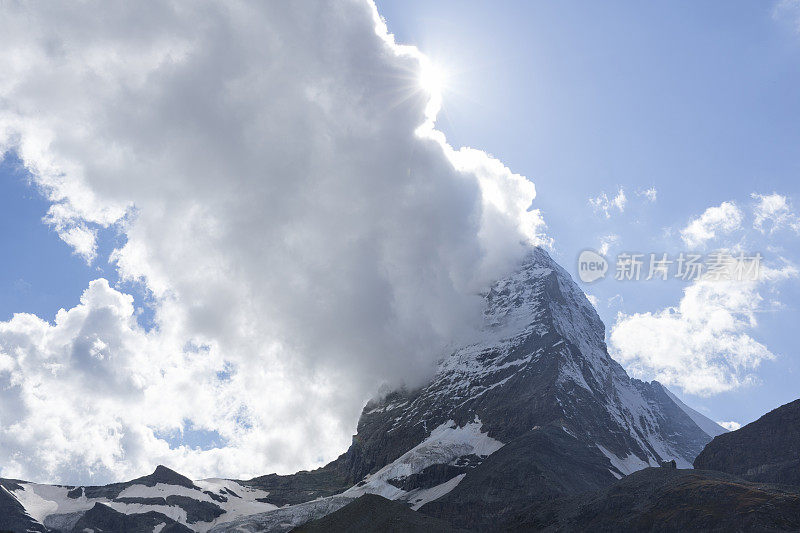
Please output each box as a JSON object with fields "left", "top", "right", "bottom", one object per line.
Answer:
{"left": 595, "top": 444, "right": 651, "bottom": 476}
{"left": 407, "top": 473, "right": 466, "bottom": 510}
{"left": 344, "top": 418, "right": 502, "bottom": 499}
{"left": 12, "top": 484, "right": 89, "bottom": 523}
{"left": 106, "top": 500, "right": 187, "bottom": 523}
{"left": 208, "top": 496, "right": 353, "bottom": 533}
{"left": 194, "top": 478, "right": 278, "bottom": 526}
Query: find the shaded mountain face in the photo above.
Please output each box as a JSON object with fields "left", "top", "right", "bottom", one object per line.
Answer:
{"left": 694, "top": 398, "right": 800, "bottom": 486}
{"left": 293, "top": 494, "right": 464, "bottom": 533}
{"left": 508, "top": 467, "right": 800, "bottom": 532}
{"left": 0, "top": 248, "right": 724, "bottom": 532}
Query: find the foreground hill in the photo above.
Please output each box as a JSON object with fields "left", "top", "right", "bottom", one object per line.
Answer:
{"left": 509, "top": 467, "right": 800, "bottom": 532}
{"left": 694, "top": 399, "right": 800, "bottom": 486}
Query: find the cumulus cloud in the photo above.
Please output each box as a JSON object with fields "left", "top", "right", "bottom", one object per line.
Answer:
{"left": 717, "top": 421, "right": 741, "bottom": 431}
{"left": 1, "top": 280, "right": 167, "bottom": 483}
{"left": 751, "top": 192, "right": 800, "bottom": 234}
{"left": 680, "top": 201, "right": 743, "bottom": 249}
{"left": 0, "top": 1, "right": 546, "bottom": 484}
{"left": 50, "top": 223, "right": 98, "bottom": 264}
{"left": 589, "top": 187, "right": 626, "bottom": 218}
{"left": 609, "top": 261, "right": 797, "bottom": 396}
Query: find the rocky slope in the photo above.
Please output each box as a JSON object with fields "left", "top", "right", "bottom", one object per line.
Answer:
{"left": 508, "top": 467, "right": 800, "bottom": 532}
{"left": 293, "top": 494, "right": 463, "bottom": 533}
{"left": 694, "top": 398, "right": 800, "bottom": 486}
{"left": 0, "top": 247, "right": 727, "bottom": 532}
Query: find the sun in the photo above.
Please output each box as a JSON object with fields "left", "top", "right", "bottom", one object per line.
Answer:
{"left": 418, "top": 59, "right": 446, "bottom": 96}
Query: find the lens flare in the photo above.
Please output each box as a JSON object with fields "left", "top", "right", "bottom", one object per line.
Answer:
{"left": 419, "top": 60, "right": 446, "bottom": 96}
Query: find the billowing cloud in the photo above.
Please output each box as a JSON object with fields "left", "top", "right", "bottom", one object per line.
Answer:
{"left": 680, "top": 201, "right": 743, "bottom": 249}
{"left": 609, "top": 262, "right": 797, "bottom": 396}
{"left": 717, "top": 421, "right": 741, "bottom": 431}
{"left": 589, "top": 187, "right": 626, "bottom": 218}
{"left": 751, "top": 192, "right": 800, "bottom": 234}
{"left": 1, "top": 280, "right": 168, "bottom": 483}
{"left": 0, "top": 1, "right": 546, "bottom": 483}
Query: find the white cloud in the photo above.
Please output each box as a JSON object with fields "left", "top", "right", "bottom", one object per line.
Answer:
{"left": 598, "top": 234, "right": 619, "bottom": 256}
{"left": 54, "top": 224, "right": 98, "bottom": 264}
{"left": 751, "top": 192, "right": 800, "bottom": 234}
{"left": 0, "top": 1, "right": 546, "bottom": 483}
{"left": 586, "top": 294, "right": 599, "bottom": 308}
{"left": 680, "top": 201, "right": 743, "bottom": 249}
{"left": 717, "top": 421, "right": 741, "bottom": 431}
{"left": 638, "top": 187, "right": 657, "bottom": 202}
{"left": 607, "top": 294, "right": 624, "bottom": 307}
{"left": 773, "top": 0, "right": 800, "bottom": 31}
{"left": 609, "top": 260, "right": 797, "bottom": 396}
{"left": 0, "top": 279, "right": 319, "bottom": 484}
{"left": 1, "top": 280, "right": 165, "bottom": 483}
{"left": 589, "top": 187, "right": 626, "bottom": 218}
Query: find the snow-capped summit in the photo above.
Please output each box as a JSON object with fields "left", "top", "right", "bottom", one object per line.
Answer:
{"left": 341, "top": 247, "right": 717, "bottom": 477}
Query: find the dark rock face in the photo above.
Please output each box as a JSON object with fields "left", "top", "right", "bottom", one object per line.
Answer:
{"left": 694, "top": 399, "right": 800, "bottom": 486}
{"left": 508, "top": 468, "right": 800, "bottom": 532}
{"left": 69, "top": 502, "right": 193, "bottom": 533}
{"left": 386, "top": 464, "right": 468, "bottom": 492}
{"left": 420, "top": 426, "right": 617, "bottom": 529}
{"left": 292, "top": 494, "right": 461, "bottom": 533}
{"left": 241, "top": 468, "right": 351, "bottom": 506}
{"left": 164, "top": 495, "right": 224, "bottom": 523}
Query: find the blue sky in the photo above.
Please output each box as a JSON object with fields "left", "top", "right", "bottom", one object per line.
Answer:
{"left": 1, "top": 1, "right": 800, "bottom": 482}
{"left": 378, "top": 0, "right": 800, "bottom": 425}
{"left": 0, "top": 154, "right": 152, "bottom": 329}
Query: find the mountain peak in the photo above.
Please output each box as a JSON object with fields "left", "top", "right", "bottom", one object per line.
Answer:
{"left": 694, "top": 398, "right": 800, "bottom": 485}
{"left": 133, "top": 464, "right": 197, "bottom": 489}
{"left": 335, "top": 246, "right": 716, "bottom": 489}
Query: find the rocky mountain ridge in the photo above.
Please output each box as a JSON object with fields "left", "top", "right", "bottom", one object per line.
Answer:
{"left": 694, "top": 398, "right": 800, "bottom": 485}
